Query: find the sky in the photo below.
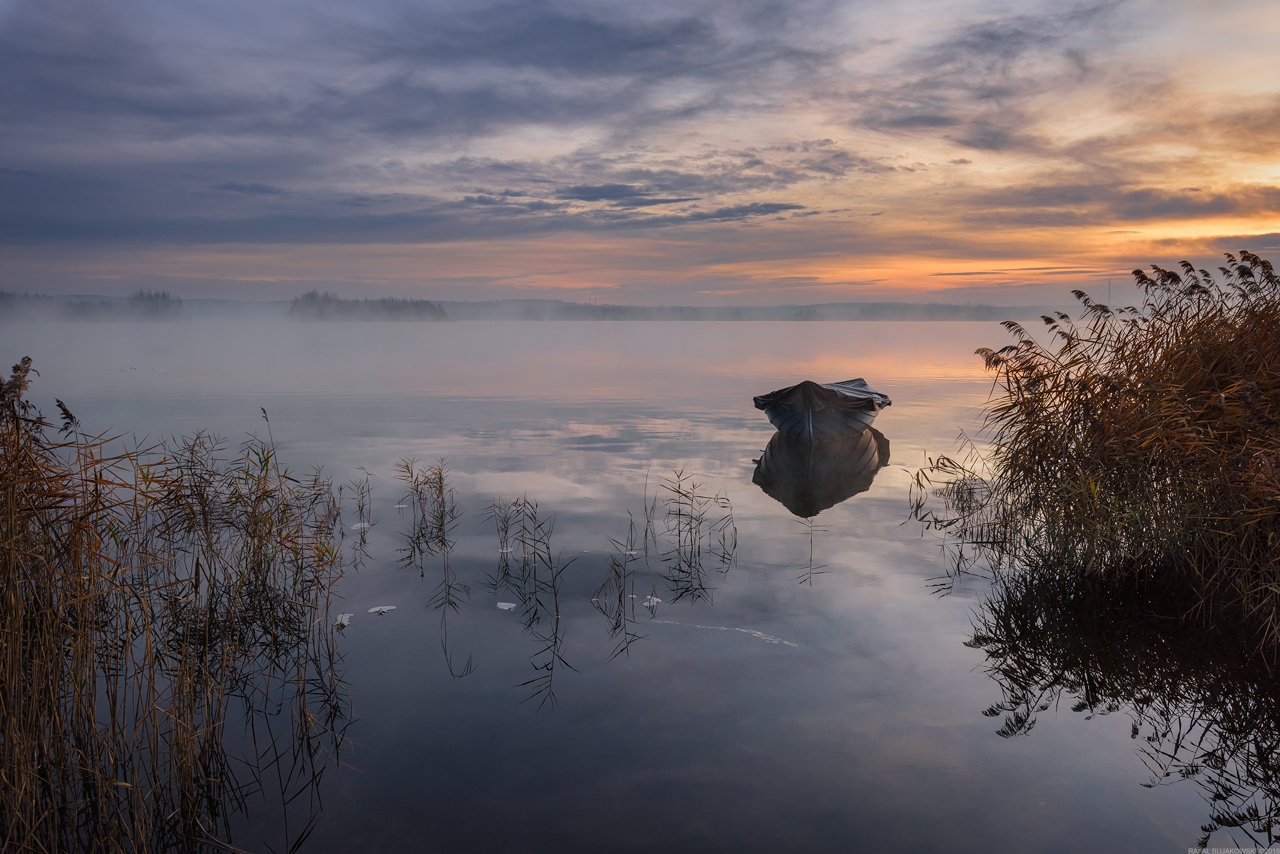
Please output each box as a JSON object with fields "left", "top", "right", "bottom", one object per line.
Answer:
{"left": 1, "top": 0, "right": 1278, "bottom": 305}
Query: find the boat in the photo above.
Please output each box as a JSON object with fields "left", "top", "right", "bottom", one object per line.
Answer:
{"left": 752, "top": 427, "right": 889, "bottom": 518}
{"left": 752, "top": 378, "right": 890, "bottom": 444}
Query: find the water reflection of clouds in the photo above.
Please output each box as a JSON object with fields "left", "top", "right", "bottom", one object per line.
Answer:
{"left": 10, "top": 316, "right": 1221, "bottom": 850}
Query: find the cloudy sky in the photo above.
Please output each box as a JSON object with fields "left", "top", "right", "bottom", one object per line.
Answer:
{"left": 2, "top": 0, "right": 1278, "bottom": 304}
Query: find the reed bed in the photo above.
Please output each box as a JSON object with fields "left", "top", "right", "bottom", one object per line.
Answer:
{"left": 913, "top": 251, "right": 1280, "bottom": 649}
{"left": 1, "top": 358, "right": 348, "bottom": 852}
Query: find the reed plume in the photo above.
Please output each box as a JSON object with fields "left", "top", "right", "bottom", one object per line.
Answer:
{"left": 914, "top": 251, "right": 1280, "bottom": 649}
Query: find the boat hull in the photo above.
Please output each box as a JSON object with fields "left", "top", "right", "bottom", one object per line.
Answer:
{"left": 752, "top": 378, "right": 890, "bottom": 444}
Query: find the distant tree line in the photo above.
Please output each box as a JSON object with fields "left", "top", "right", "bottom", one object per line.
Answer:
{"left": 1, "top": 288, "right": 1053, "bottom": 323}
{"left": 48, "top": 289, "right": 185, "bottom": 319}
{"left": 0, "top": 290, "right": 54, "bottom": 304}
{"left": 289, "top": 290, "right": 450, "bottom": 321}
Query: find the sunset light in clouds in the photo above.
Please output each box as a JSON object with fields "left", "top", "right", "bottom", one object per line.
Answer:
{"left": 2, "top": 0, "right": 1278, "bottom": 304}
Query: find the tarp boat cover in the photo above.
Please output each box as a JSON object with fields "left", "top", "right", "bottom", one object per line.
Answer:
{"left": 752, "top": 378, "right": 891, "bottom": 444}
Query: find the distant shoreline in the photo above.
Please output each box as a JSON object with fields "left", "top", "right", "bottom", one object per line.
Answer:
{"left": 1, "top": 291, "right": 1061, "bottom": 322}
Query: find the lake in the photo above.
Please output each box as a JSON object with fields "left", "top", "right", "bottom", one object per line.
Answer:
{"left": 3, "top": 318, "right": 1241, "bottom": 851}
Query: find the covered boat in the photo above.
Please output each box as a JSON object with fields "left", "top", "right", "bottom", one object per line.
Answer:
{"left": 752, "top": 427, "right": 890, "bottom": 518}
{"left": 752, "top": 378, "right": 891, "bottom": 444}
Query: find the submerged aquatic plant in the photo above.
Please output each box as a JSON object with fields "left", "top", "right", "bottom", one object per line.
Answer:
{"left": 914, "top": 251, "right": 1280, "bottom": 650}
{"left": 0, "top": 358, "right": 349, "bottom": 851}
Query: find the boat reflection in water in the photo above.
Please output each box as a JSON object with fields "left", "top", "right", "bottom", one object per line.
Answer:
{"left": 752, "top": 426, "right": 890, "bottom": 518}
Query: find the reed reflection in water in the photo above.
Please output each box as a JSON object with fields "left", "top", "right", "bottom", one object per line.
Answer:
{"left": 970, "top": 571, "right": 1280, "bottom": 850}
{"left": 395, "top": 459, "right": 747, "bottom": 703}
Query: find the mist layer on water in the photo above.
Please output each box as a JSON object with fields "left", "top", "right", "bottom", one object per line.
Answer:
{"left": 0, "top": 316, "right": 1216, "bottom": 853}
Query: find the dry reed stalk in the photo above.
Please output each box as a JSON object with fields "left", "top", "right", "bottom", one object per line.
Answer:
{"left": 913, "top": 251, "right": 1280, "bottom": 652}
{"left": 0, "top": 358, "right": 349, "bottom": 852}
{"left": 659, "top": 469, "right": 736, "bottom": 602}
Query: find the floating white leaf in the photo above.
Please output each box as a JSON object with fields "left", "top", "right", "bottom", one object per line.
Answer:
{"left": 350, "top": 522, "right": 370, "bottom": 530}
{"left": 335, "top": 613, "right": 353, "bottom": 628}
{"left": 368, "top": 605, "right": 397, "bottom": 615}
{"left": 652, "top": 618, "right": 798, "bottom": 648}
{"left": 496, "top": 602, "right": 517, "bottom": 611}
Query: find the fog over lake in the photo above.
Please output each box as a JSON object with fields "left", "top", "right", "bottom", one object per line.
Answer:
{"left": 2, "top": 315, "right": 1230, "bottom": 851}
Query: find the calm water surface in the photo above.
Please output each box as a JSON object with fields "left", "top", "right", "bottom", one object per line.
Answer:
{"left": 5, "top": 319, "right": 1218, "bottom": 851}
